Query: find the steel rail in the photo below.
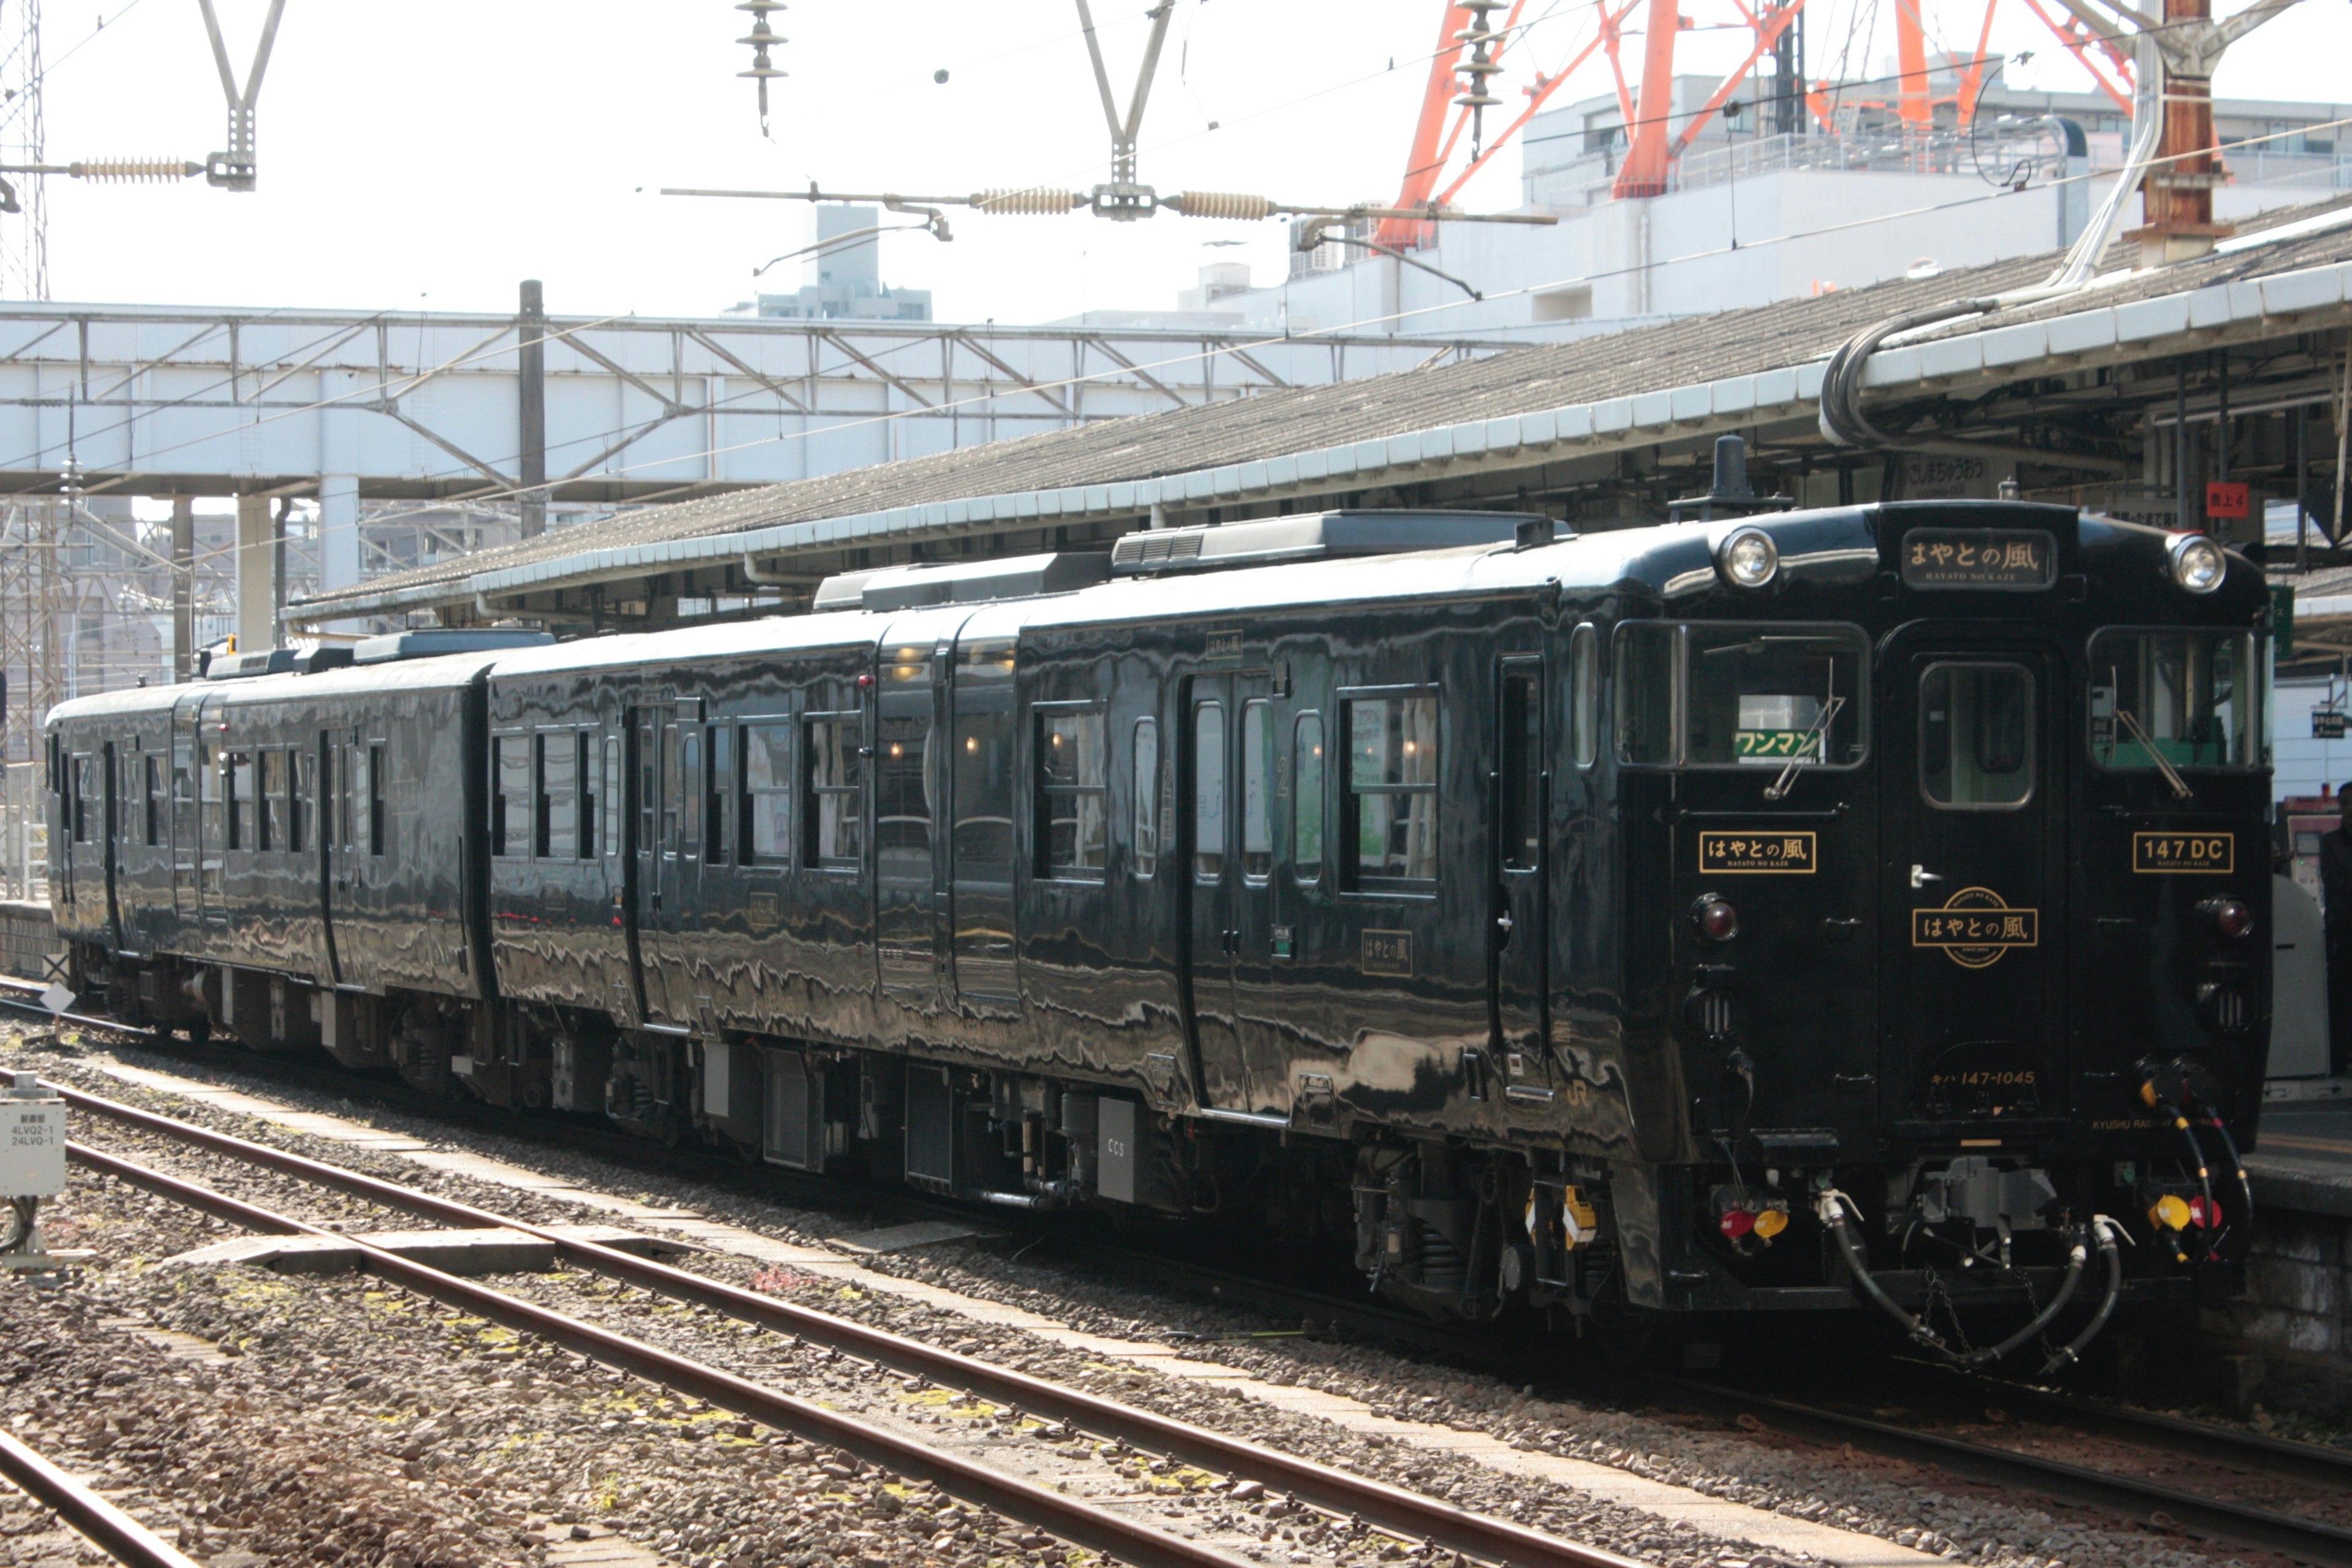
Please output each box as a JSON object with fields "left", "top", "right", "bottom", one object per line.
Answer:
{"left": 30, "top": 998, "right": 2352, "bottom": 1562}
{"left": 0, "top": 1429, "right": 203, "bottom": 1568}
{"left": 55, "top": 1084, "right": 1641, "bottom": 1568}
{"left": 1627, "top": 1376, "right": 2352, "bottom": 1567}
{"left": 64, "top": 1140, "right": 1262, "bottom": 1568}
{"left": 1931, "top": 1365, "right": 2352, "bottom": 1491}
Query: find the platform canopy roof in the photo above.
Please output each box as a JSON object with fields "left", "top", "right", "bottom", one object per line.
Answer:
{"left": 292, "top": 200, "right": 2352, "bottom": 632}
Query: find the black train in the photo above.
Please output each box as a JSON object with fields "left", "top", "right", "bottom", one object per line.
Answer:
{"left": 45, "top": 492, "right": 2273, "bottom": 1367}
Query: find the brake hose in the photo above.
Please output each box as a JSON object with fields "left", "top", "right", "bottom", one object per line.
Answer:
{"left": 1817, "top": 1190, "right": 1950, "bottom": 1354}
{"left": 2040, "top": 1216, "right": 2126, "bottom": 1377}
{"left": 1959, "top": 1230, "right": 2087, "bottom": 1370}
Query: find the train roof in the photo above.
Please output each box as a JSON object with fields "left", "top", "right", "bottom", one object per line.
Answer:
{"left": 43, "top": 649, "right": 514, "bottom": 730}
{"left": 47, "top": 500, "right": 2266, "bottom": 732}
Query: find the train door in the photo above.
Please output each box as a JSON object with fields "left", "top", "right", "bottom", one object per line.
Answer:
{"left": 949, "top": 636, "right": 1017, "bottom": 1008}
{"left": 99, "top": 740, "right": 123, "bottom": 952}
{"left": 1182, "top": 671, "right": 1280, "bottom": 1114}
{"left": 172, "top": 699, "right": 200, "bottom": 922}
{"left": 317, "top": 729, "right": 342, "bottom": 987}
{"left": 876, "top": 630, "right": 943, "bottom": 1004}
{"left": 1491, "top": 657, "right": 1551, "bottom": 1094}
{"left": 328, "top": 728, "right": 392, "bottom": 990}
{"left": 1881, "top": 633, "right": 2068, "bottom": 1130}
{"left": 630, "top": 699, "right": 685, "bottom": 1028}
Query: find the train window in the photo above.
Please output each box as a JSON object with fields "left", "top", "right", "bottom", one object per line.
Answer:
{"left": 71, "top": 755, "right": 92, "bottom": 844}
{"left": 1689, "top": 625, "right": 1866, "bottom": 768}
{"left": 1294, "top": 712, "right": 1325, "bottom": 884}
{"left": 538, "top": 731, "right": 578, "bottom": 860}
{"left": 1921, "top": 663, "right": 2034, "bottom": 809}
{"left": 292, "top": 748, "right": 313, "bottom": 854}
{"left": 805, "top": 717, "right": 865, "bottom": 870}
{"left": 680, "top": 729, "right": 703, "bottom": 861}
{"left": 199, "top": 743, "right": 221, "bottom": 852}
{"left": 1501, "top": 672, "right": 1542, "bottom": 870}
{"left": 494, "top": 735, "right": 530, "bottom": 857}
{"left": 1616, "top": 622, "right": 1868, "bottom": 769}
{"left": 258, "top": 750, "right": 286, "bottom": 851}
{"left": 706, "top": 725, "right": 731, "bottom": 865}
{"left": 1132, "top": 718, "right": 1160, "bottom": 880}
{"left": 1344, "top": 693, "right": 1439, "bottom": 887}
{"left": 1038, "top": 707, "right": 1107, "bottom": 878}
{"left": 661, "top": 723, "right": 683, "bottom": 855}
{"left": 741, "top": 722, "right": 793, "bottom": 865}
{"left": 1240, "top": 701, "right": 1275, "bottom": 881}
{"left": 954, "top": 707, "right": 1016, "bottom": 879}
{"left": 227, "top": 752, "right": 254, "bottom": 851}
{"left": 1570, "top": 625, "right": 1600, "bottom": 768}
{"left": 1193, "top": 702, "right": 1226, "bottom": 881}
{"left": 601, "top": 735, "right": 622, "bottom": 861}
{"left": 878, "top": 712, "right": 932, "bottom": 878}
{"left": 577, "top": 734, "right": 598, "bottom": 859}
{"left": 1614, "top": 624, "right": 1680, "bottom": 764}
{"left": 367, "top": 744, "right": 386, "bottom": 856}
{"left": 144, "top": 755, "right": 163, "bottom": 847}
{"left": 2088, "top": 630, "right": 2261, "bottom": 771}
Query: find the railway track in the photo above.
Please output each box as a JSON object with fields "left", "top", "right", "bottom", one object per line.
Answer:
{"left": 55, "top": 1081, "right": 1645, "bottom": 1568}
{"left": 0, "top": 1427, "right": 202, "bottom": 1568}
{"left": 18, "top": 992, "right": 2352, "bottom": 1565}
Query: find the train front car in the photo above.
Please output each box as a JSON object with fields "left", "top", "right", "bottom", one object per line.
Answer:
{"left": 1603, "top": 498, "right": 2269, "bottom": 1366}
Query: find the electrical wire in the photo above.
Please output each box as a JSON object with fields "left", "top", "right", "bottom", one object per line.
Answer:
{"left": 23, "top": 105, "right": 2352, "bottom": 584}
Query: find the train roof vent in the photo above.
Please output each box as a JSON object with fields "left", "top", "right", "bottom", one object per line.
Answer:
{"left": 353, "top": 628, "right": 556, "bottom": 665}
{"left": 293, "top": 646, "right": 355, "bottom": 674}
{"left": 812, "top": 551, "right": 1112, "bottom": 614}
{"left": 200, "top": 648, "right": 300, "bottom": 680}
{"left": 1109, "top": 510, "right": 1555, "bottom": 576}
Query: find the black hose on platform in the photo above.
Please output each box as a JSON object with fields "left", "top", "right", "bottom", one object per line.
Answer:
{"left": 1817, "top": 1191, "right": 1950, "bottom": 1354}
{"left": 1815, "top": 298, "right": 1999, "bottom": 450}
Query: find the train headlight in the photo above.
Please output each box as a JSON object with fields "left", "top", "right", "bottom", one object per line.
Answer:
{"left": 1691, "top": 894, "right": 1740, "bottom": 941}
{"left": 2167, "top": 533, "right": 2226, "bottom": 594}
{"left": 2200, "top": 895, "right": 2253, "bottom": 938}
{"left": 1717, "top": 527, "right": 1779, "bottom": 589}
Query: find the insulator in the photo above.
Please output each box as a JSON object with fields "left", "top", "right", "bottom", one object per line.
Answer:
{"left": 971, "top": 187, "right": 1080, "bottom": 215}
{"left": 67, "top": 159, "right": 198, "bottom": 183}
{"left": 1173, "top": 190, "right": 1273, "bottom": 221}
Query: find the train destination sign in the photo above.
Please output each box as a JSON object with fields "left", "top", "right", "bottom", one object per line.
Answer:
{"left": 1698, "top": 831, "right": 1817, "bottom": 873}
{"left": 1898, "top": 529, "right": 2057, "bottom": 590}
{"left": 2132, "top": 831, "right": 2233, "bottom": 873}
{"left": 1912, "top": 886, "right": 2038, "bottom": 968}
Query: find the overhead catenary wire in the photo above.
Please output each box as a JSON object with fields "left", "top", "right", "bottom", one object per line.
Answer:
{"left": 312, "top": 108, "right": 2352, "bottom": 556}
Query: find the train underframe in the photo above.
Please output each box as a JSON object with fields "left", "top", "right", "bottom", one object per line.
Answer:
{"left": 79, "top": 949, "right": 2228, "bottom": 1359}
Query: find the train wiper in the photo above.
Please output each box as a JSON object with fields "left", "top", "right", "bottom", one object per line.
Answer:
{"left": 2115, "top": 708, "right": 2195, "bottom": 802}
{"left": 1764, "top": 695, "right": 1844, "bottom": 801}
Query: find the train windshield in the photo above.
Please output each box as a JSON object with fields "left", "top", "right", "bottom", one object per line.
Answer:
{"left": 2087, "top": 629, "right": 2263, "bottom": 771}
{"left": 1616, "top": 623, "right": 1868, "bottom": 768}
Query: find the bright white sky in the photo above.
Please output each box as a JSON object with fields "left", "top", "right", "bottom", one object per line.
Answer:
{"left": 21, "top": 0, "right": 2352, "bottom": 326}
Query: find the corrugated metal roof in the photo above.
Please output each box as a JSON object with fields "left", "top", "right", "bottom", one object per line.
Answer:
{"left": 293, "top": 201, "right": 2352, "bottom": 619}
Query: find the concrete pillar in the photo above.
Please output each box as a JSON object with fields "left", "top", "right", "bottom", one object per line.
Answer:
{"left": 518, "top": 279, "right": 547, "bottom": 539}
{"left": 235, "top": 494, "right": 273, "bottom": 652}
{"left": 319, "top": 475, "right": 360, "bottom": 594}
{"left": 170, "top": 496, "right": 194, "bottom": 683}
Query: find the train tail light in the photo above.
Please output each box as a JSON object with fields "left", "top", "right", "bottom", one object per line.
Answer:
{"left": 2199, "top": 896, "right": 2252, "bottom": 939}
{"left": 1691, "top": 894, "right": 1739, "bottom": 941}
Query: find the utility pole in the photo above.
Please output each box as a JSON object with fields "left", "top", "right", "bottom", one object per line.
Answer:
{"left": 2121, "top": 0, "right": 2233, "bottom": 264}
